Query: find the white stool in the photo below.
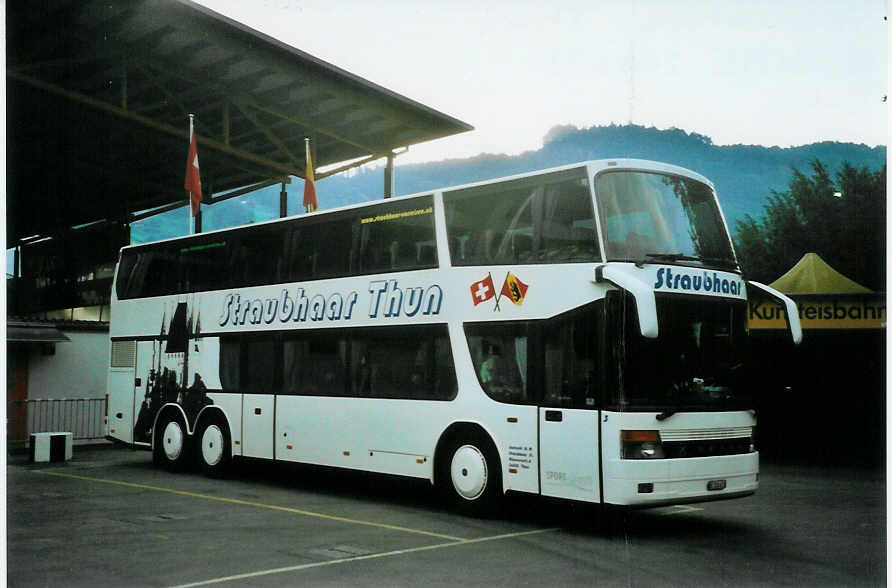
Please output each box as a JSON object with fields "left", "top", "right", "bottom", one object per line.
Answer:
{"left": 29, "top": 432, "right": 73, "bottom": 463}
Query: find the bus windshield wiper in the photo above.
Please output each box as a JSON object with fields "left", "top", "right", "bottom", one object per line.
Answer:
{"left": 635, "top": 253, "right": 735, "bottom": 269}
{"left": 655, "top": 410, "right": 677, "bottom": 421}
{"left": 634, "top": 252, "right": 699, "bottom": 267}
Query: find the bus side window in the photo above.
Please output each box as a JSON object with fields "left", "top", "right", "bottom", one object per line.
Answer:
{"left": 543, "top": 304, "right": 601, "bottom": 409}
{"left": 445, "top": 168, "right": 599, "bottom": 266}
{"left": 465, "top": 326, "right": 529, "bottom": 404}
{"left": 219, "top": 338, "right": 240, "bottom": 392}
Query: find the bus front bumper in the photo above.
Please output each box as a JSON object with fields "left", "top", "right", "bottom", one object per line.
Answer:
{"left": 603, "top": 451, "right": 759, "bottom": 507}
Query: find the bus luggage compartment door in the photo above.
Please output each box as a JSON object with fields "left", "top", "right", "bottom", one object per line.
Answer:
{"left": 242, "top": 394, "right": 275, "bottom": 459}
{"left": 538, "top": 407, "right": 599, "bottom": 502}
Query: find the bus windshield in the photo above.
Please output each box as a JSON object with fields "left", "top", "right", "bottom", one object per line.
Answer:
{"left": 615, "top": 294, "right": 751, "bottom": 412}
{"left": 595, "top": 170, "right": 736, "bottom": 269}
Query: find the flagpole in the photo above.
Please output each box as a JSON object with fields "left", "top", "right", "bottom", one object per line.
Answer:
{"left": 303, "top": 137, "right": 318, "bottom": 213}
{"left": 491, "top": 272, "right": 501, "bottom": 312}
{"left": 304, "top": 137, "right": 309, "bottom": 213}
{"left": 188, "top": 114, "right": 194, "bottom": 235}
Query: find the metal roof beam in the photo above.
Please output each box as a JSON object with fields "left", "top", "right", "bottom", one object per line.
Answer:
{"left": 9, "top": 71, "right": 303, "bottom": 178}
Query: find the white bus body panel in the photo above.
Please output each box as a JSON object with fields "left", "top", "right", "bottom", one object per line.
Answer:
{"left": 538, "top": 408, "right": 599, "bottom": 502}
{"left": 602, "top": 411, "right": 758, "bottom": 506}
{"left": 242, "top": 394, "right": 275, "bottom": 459}
{"left": 106, "top": 368, "right": 134, "bottom": 443}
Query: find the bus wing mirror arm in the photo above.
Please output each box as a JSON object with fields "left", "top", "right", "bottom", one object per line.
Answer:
{"left": 595, "top": 265, "right": 659, "bottom": 338}
{"left": 747, "top": 281, "right": 803, "bottom": 345}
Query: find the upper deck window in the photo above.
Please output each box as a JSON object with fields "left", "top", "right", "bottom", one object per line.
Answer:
{"left": 444, "top": 168, "right": 600, "bottom": 266}
{"left": 116, "top": 195, "right": 436, "bottom": 299}
{"left": 595, "top": 171, "right": 736, "bottom": 270}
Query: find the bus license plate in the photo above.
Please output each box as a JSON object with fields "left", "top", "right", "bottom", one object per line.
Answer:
{"left": 707, "top": 479, "right": 726, "bottom": 491}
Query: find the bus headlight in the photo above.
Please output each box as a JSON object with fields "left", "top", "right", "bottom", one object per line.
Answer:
{"left": 621, "top": 430, "right": 665, "bottom": 459}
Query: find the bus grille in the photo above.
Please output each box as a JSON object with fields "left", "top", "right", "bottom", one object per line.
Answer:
{"left": 662, "top": 436, "right": 753, "bottom": 458}
{"left": 660, "top": 426, "right": 752, "bottom": 441}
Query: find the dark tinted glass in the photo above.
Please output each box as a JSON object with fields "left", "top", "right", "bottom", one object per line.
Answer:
{"left": 280, "top": 324, "right": 455, "bottom": 400}
{"left": 444, "top": 168, "right": 599, "bottom": 266}
{"left": 117, "top": 196, "right": 437, "bottom": 299}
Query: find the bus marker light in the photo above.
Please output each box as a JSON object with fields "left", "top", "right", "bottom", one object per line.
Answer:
{"left": 416, "top": 458, "right": 425, "bottom": 464}
{"left": 234, "top": 440, "right": 240, "bottom": 445}
{"left": 621, "top": 430, "right": 660, "bottom": 442}
{"left": 507, "top": 417, "right": 518, "bottom": 423}
{"left": 343, "top": 451, "right": 350, "bottom": 456}
{"left": 509, "top": 468, "right": 518, "bottom": 474}
{"left": 286, "top": 444, "right": 293, "bottom": 450}
{"left": 622, "top": 430, "right": 665, "bottom": 459}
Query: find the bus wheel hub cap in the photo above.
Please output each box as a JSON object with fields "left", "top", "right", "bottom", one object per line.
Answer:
{"left": 162, "top": 421, "right": 183, "bottom": 461}
{"left": 202, "top": 425, "right": 224, "bottom": 466}
{"left": 450, "top": 445, "right": 487, "bottom": 500}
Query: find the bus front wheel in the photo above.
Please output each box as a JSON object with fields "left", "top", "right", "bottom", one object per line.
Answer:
{"left": 438, "top": 433, "right": 502, "bottom": 516}
{"left": 153, "top": 411, "right": 191, "bottom": 472}
{"left": 196, "top": 416, "right": 231, "bottom": 478}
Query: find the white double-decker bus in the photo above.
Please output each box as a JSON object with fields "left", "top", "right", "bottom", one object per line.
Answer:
{"left": 106, "top": 159, "right": 801, "bottom": 513}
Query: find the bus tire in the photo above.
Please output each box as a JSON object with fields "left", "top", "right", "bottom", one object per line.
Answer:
{"left": 196, "top": 416, "right": 231, "bottom": 478}
{"left": 437, "top": 432, "right": 502, "bottom": 516}
{"left": 153, "top": 411, "right": 191, "bottom": 472}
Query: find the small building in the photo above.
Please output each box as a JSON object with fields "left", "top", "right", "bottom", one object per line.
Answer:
{"left": 7, "top": 319, "right": 110, "bottom": 448}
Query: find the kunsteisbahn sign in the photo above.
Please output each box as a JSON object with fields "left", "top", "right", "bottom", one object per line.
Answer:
{"left": 749, "top": 295, "right": 886, "bottom": 330}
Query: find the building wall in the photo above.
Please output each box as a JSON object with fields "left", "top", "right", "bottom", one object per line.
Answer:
{"left": 27, "top": 330, "right": 109, "bottom": 400}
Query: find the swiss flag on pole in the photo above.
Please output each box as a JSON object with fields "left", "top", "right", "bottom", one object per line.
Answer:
{"left": 303, "top": 137, "right": 318, "bottom": 212}
{"left": 184, "top": 117, "right": 202, "bottom": 217}
{"left": 470, "top": 274, "right": 496, "bottom": 306}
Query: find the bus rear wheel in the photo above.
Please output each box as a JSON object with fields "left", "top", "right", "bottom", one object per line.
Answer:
{"left": 153, "top": 411, "right": 191, "bottom": 472}
{"left": 196, "top": 417, "right": 231, "bottom": 478}
{"left": 438, "top": 433, "right": 502, "bottom": 516}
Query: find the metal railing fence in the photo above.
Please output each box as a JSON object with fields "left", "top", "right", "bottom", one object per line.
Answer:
{"left": 7, "top": 398, "right": 107, "bottom": 443}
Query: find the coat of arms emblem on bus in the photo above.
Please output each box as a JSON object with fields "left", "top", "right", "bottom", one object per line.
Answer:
{"left": 469, "top": 272, "right": 529, "bottom": 311}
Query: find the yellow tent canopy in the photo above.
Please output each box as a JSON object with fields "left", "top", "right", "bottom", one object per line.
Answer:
{"left": 768, "top": 253, "right": 872, "bottom": 294}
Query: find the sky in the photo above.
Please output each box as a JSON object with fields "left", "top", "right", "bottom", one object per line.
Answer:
{"left": 196, "top": 0, "right": 888, "bottom": 168}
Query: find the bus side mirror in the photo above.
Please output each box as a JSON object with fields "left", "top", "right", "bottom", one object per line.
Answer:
{"left": 747, "top": 281, "right": 803, "bottom": 345}
{"left": 595, "top": 265, "right": 659, "bottom": 338}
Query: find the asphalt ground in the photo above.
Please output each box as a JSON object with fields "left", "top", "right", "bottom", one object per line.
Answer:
{"left": 6, "top": 445, "right": 885, "bottom": 587}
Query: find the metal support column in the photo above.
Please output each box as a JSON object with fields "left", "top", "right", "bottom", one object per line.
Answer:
{"left": 384, "top": 153, "right": 394, "bottom": 198}
{"left": 280, "top": 181, "right": 288, "bottom": 217}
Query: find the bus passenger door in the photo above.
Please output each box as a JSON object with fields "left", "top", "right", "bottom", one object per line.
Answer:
{"left": 242, "top": 394, "right": 275, "bottom": 459}
{"left": 538, "top": 407, "right": 600, "bottom": 502}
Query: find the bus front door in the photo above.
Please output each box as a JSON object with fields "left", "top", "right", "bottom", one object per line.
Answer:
{"left": 538, "top": 407, "right": 600, "bottom": 502}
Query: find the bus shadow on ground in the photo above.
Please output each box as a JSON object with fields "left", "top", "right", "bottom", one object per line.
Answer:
{"left": 115, "top": 452, "right": 763, "bottom": 541}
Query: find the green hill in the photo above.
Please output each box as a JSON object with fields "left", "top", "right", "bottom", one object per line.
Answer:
{"left": 132, "top": 124, "right": 886, "bottom": 243}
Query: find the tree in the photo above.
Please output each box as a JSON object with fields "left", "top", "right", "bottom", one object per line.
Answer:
{"left": 734, "top": 160, "right": 886, "bottom": 290}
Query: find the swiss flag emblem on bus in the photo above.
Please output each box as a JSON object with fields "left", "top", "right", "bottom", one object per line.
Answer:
{"left": 470, "top": 274, "right": 496, "bottom": 306}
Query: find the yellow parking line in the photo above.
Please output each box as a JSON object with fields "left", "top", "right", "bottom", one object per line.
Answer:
{"left": 35, "top": 470, "right": 465, "bottom": 541}
{"left": 170, "top": 528, "right": 559, "bottom": 588}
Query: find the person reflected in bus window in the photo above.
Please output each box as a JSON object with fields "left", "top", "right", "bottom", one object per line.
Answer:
{"left": 357, "top": 355, "right": 372, "bottom": 396}
{"left": 480, "top": 343, "right": 508, "bottom": 397}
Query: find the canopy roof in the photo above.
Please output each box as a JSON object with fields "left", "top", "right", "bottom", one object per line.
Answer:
{"left": 7, "top": 320, "right": 72, "bottom": 344}
{"left": 6, "top": 0, "right": 473, "bottom": 247}
{"left": 768, "top": 253, "right": 872, "bottom": 295}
